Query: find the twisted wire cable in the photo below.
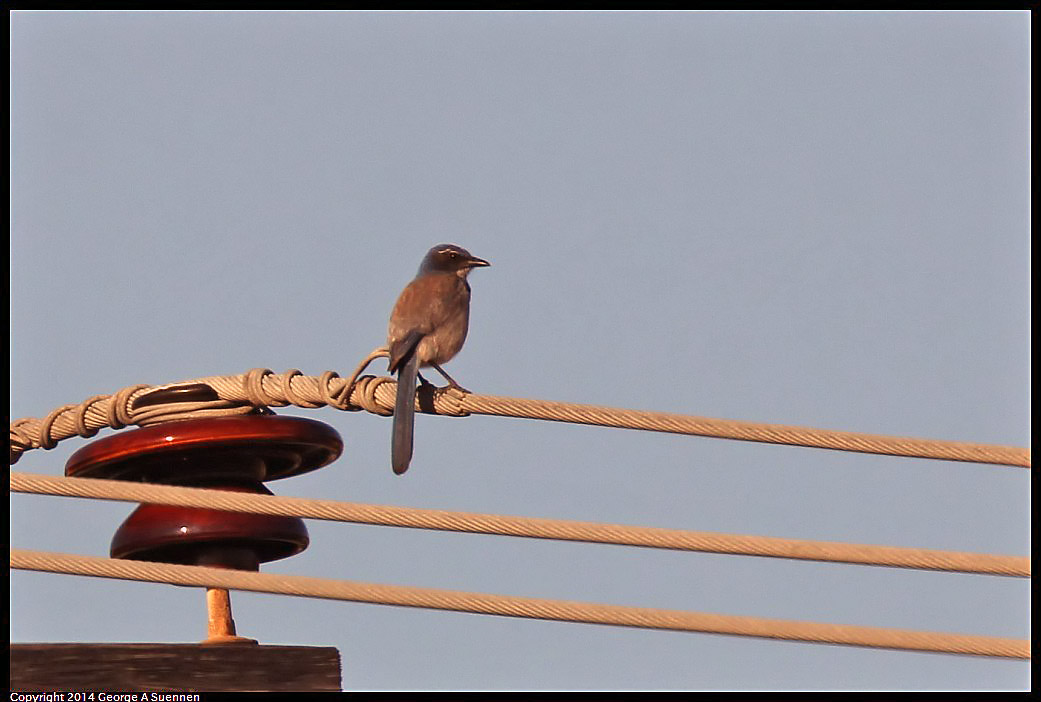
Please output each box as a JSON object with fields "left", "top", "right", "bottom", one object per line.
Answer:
{"left": 10, "top": 472, "right": 1029, "bottom": 577}
{"left": 10, "top": 549, "right": 1029, "bottom": 659}
{"left": 9, "top": 364, "right": 1030, "bottom": 468}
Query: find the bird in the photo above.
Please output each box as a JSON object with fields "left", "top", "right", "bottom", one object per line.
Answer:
{"left": 387, "top": 244, "right": 490, "bottom": 475}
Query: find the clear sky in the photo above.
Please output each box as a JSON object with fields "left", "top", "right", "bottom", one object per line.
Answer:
{"left": 10, "top": 10, "right": 1030, "bottom": 692}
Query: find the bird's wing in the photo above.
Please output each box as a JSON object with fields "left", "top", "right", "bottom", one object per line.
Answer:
{"left": 388, "top": 328, "right": 423, "bottom": 374}
{"left": 387, "top": 278, "right": 434, "bottom": 373}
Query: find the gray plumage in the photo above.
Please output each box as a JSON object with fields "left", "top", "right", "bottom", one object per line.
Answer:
{"left": 387, "top": 244, "right": 490, "bottom": 474}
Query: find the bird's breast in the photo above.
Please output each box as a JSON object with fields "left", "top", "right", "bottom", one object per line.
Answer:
{"left": 388, "top": 273, "right": 472, "bottom": 367}
{"left": 416, "top": 303, "right": 469, "bottom": 366}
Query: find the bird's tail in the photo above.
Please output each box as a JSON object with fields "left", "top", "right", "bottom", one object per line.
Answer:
{"left": 391, "top": 351, "right": 419, "bottom": 475}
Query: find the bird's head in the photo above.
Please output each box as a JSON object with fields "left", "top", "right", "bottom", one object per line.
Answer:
{"left": 418, "top": 244, "right": 491, "bottom": 277}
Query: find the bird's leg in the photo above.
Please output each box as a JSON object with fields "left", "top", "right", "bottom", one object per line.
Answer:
{"left": 429, "top": 363, "right": 469, "bottom": 393}
{"left": 416, "top": 371, "right": 435, "bottom": 388}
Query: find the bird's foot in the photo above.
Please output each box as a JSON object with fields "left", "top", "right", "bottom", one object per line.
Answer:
{"left": 441, "top": 382, "right": 470, "bottom": 399}
{"left": 430, "top": 363, "right": 470, "bottom": 394}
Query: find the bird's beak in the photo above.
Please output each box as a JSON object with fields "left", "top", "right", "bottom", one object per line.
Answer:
{"left": 468, "top": 256, "right": 491, "bottom": 268}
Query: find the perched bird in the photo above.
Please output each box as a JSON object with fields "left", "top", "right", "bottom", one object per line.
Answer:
{"left": 387, "top": 244, "right": 490, "bottom": 475}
